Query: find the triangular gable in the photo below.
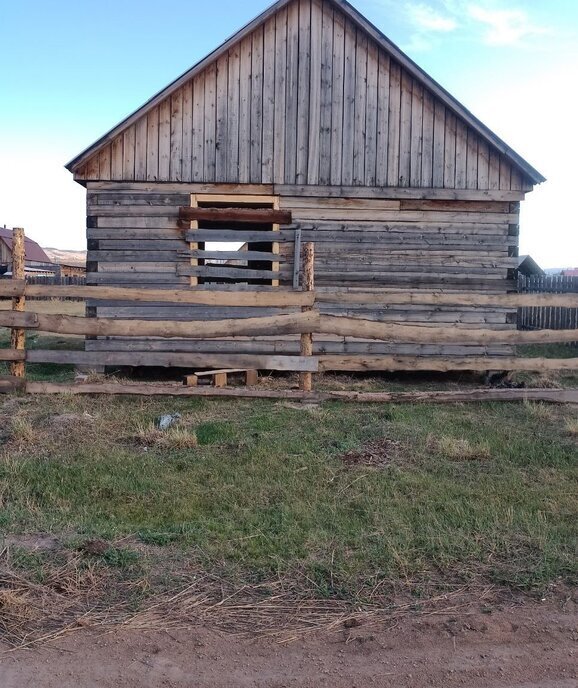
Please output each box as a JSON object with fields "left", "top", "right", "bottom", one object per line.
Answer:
{"left": 67, "top": 0, "right": 544, "bottom": 188}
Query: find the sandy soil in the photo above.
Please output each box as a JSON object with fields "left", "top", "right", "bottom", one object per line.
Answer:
{"left": 1, "top": 599, "right": 576, "bottom": 688}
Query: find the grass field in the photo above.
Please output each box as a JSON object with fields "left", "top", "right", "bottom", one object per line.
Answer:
{"left": 0, "top": 299, "right": 576, "bottom": 645}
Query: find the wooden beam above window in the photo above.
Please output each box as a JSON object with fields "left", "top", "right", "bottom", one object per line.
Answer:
{"left": 179, "top": 207, "right": 292, "bottom": 224}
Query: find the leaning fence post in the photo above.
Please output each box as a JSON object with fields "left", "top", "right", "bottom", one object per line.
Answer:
{"left": 299, "top": 242, "right": 315, "bottom": 392}
{"left": 10, "top": 227, "right": 26, "bottom": 381}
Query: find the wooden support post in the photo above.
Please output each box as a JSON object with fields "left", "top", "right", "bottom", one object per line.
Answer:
{"left": 213, "top": 372, "right": 228, "bottom": 388}
{"left": 10, "top": 227, "right": 26, "bottom": 380}
{"left": 245, "top": 369, "right": 259, "bottom": 386}
{"left": 299, "top": 242, "right": 315, "bottom": 392}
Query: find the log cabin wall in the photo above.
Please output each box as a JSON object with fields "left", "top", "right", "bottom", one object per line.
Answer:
{"left": 85, "top": 182, "right": 520, "bottom": 362}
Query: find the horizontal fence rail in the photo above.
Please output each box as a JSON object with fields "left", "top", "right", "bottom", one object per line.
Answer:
{"left": 518, "top": 275, "right": 578, "bottom": 345}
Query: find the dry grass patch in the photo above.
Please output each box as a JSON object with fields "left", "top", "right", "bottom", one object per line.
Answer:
{"left": 426, "top": 434, "right": 491, "bottom": 461}
{"left": 131, "top": 422, "right": 198, "bottom": 450}
{"left": 340, "top": 437, "right": 402, "bottom": 469}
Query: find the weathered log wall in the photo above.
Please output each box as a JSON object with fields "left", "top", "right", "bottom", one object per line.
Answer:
{"left": 84, "top": 183, "right": 519, "bottom": 363}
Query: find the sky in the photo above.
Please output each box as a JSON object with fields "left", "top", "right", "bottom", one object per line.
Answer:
{"left": 0, "top": 0, "right": 577, "bottom": 267}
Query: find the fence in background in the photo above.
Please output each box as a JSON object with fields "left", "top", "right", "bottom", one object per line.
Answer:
{"left": 518, "top": 275, "right": 578, "bottom": 346}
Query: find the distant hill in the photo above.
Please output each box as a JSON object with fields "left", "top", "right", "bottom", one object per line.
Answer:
{"left": 43, "top": 248, "right": 86, "bottom": 267}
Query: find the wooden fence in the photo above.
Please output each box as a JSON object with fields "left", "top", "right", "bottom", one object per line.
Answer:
{"left": 1, "top": 228, "right": 577, "bottom": 403}
{"left": 518, "top": 275, "right": 578, "bottom": 344}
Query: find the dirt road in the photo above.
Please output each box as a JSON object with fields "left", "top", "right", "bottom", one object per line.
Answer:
{"left": 1, "top": 600, "right": 576, "bottom": 687}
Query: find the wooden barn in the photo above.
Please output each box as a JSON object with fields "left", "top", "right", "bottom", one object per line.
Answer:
{"left": 65, "top": 0, "right": 544, "bottom": 370}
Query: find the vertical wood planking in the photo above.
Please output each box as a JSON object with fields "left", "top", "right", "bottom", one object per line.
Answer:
{"left": 122, "top": 125, "right": 136, "bottom": 179}
{"left": 189, "top": 195, "right": 199, "bottom": 287}
{"left": 318, "top": 0, "right": 334, "bottom": 185}
{"left": 134, "top": 117, "right": 147, "bottom": 181}
{"left": 410, "top": 81, "right": 423, "bottom": 187}
{"left": 146, "top": 107, "right": 159, "bottom": 181}
{"left": 250, "top": 27, "right": 264, "bottom": 183}
{"left": 330, "top": 8, "right": 345, "bottom": 185}
{"left": 341, "top": 19, "right": 356, "bottom": 185}
{"left": 181, "top": 81, "right": 193, "bottom": 180}
{"left": 215, "top": 54, "right": 229, "bottom": 182}
{"left": 158, "top": 99, "right": 171, "bottom": 181}
{"left": 454, "top": 119, "right": 467, "bottom": 189}
{"left": 111, "top": 137, "right": 123, "bottom": 180}
{"left": 443, "top": 111, "right": 456, "bottom": 189}
{"left": 353, "top": 30, "right": 367, "bottom": 185}
{"left": 99, "top": 145, "right": 111, "bottom": 181}
{"left": 398, "top": 71, "right": 412, "bottom": 186}
{"left": 386, "top": 60, "right": 401, "bottom": 186}
{"left": 421, "top": 88, "right": 434, "bottom": 187}
{"left": 10, "top": 227, "right": 25, "bottom": 380}
{"left": 364, "top": 41, "right": 378, "bottom": 186}
{"left": 227, "top": 46, "right": 241, "bottom": 182}
{"left": 307, "top": 0, "right": 323, "bottom": 184}
{"left": 296, "top": 0, "right": 311, "bottom": 184}
{"left": 375, "top": 51, "right": 390, "bottom": 186}
{"left": 273, "top": 8, "right": 288, "bottom": 184}
{"left": 239, "top": 36, "right": 252, "bottom": 183}
{"left": 285, "top": 0, "right": 299, "bottom": 183}
{"left": 466, "top": 129, "right": 478, "bottom": 189}
{"left": 488, "top": 149, "right": 500, "bottom": 190}
{"left": 192, "top": 74, "right": 205, "bottom": 181}
{"left": 499, "top": 156, "right": 511, "bottom": 190}
{"left": 262, "top": 17, "right": 276, "bottom": 183}
{"left": 478, "top": 140, "right": 490, "bottom": 190}
{"left": 170, "top": 88, "right": 183, "bottom": 181}
{"left": 204, "top": 62, "right": 217, "bottom": 181}
{"left": 432, "top": 101, "right": 445, "bottom": 187}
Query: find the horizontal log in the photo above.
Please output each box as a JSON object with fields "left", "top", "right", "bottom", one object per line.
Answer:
{"left": 0, "top": 375, "right": 26, "bottom": 391}
{"left": 0, "top": 312, "right": 39, "bottom": 329}
{"left": 319, "top": 356, "right": 578, "bottom": 372}
{"left": 317, "top": 315, "right": 578, "bottom": 344}
{"left": 22, "top": 384, "right": 578, "bottom": 405}
{"left": 315, "top": 291, "right": 578, "bottom": 308}
{"left": 0, "top": 282, "right": 314, "bottom": 307}
{"left": 24, "top": 311, "right": 317, "bottom": 339}
{"left": 274, "top": 185, "right": 526, "bottom": 202}
{"left": 25, "top": 351, "right": 318, "bottom": 372}
{"left": 185, "top": 230, "right": 295, "bottom": 243}
{"left": 0, "top": 349, "right": 27, "bottom": 361}
{"left": 177, "top": 266, "right": 281, "bottom": 280}
{"left": 0, "top": 280, "right": 26, "bottom": 297}
{"left": 179, "top": 207, "right": 292, "bottom": 224}
{"left": 184, "top": 250, "right": 284, "bottom": 262}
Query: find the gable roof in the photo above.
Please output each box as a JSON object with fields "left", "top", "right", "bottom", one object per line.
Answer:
{"left": 0, "top": 228, "right": 51, "bottom": 264}
{"left": 66, "top": 0, "right": 545, "bottom": 185}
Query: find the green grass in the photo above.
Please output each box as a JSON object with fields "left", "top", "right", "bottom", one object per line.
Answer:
{"left": 0, "top": 394, "right": 576, "bottom": 596}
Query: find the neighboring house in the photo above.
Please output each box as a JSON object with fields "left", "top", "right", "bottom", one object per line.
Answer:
{"left": 517, "top": 255, "right": 545, "bottom": 277}
{"left": 0, "top": 226, "right": 51, "bottom": 274}
{"left": 562, "top": 269, "right": 578, "bottom": 277}
{"left": 65, "top": 0, "right": 544, "bottom": 369}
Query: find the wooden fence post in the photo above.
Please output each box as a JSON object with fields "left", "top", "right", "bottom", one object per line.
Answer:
{"left": 10, "top": 227, "right": 26, "bottom": 379}
{"left": 299, "top": 242, "right": 315, "bottom": 392}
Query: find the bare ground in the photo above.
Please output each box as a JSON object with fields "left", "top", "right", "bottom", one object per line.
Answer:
{"left": 1, "top": 597, "right": 576, "bottom": 688}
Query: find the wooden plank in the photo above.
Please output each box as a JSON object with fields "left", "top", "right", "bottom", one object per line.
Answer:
{"left": 192, "top": 73, "right": 205, "bottom": 181}
{"left": 262, "top": 16, "right": 276, "bottom": 182}
{"left": 181, "top": 81, "right": 193, "bottom": 180}
{"left": 307, "top": 0, "right": 323, "bottom": 184}
{"left": 146, "top": 106, "right": 159, "bottom": 182}
{"left": 364, "top": 40, "right": 378, "bottom": 187}
{"left": 111, "top": 136, "right": 123, "bottom": 180}
{"left": 300, "top": 242, "right": 315, "bottom": 392}
{"left": 273, "top": 6, "right": 288, "bottom": 184}
{"left": 23, "top": 383, "right": 578, "bottom": 405}
{"left": 204, "top": 60, "right": 217, "bottom": 182}
{"left": 122, "top": 125, "right": 136, "bottom": 179}
{"left": 330, "top": 8, "right": 345, "bottom": 186}
{"left": 318, "top": 0, "right": 334, "bottom": 185}
{"left": 398, "top": 70, "right": 412, "bottom": 186}
{"left": 341, "top": 18, "right": 356, "bottom": 185}
{"left": 285, "top": 0, "right": 299, "bottom": 182}
{"left": 169, "top": 88, "right": 183, "bottom": 181}
{"left": 410, "top": 81, "right": 423, "bottom": 187}
{"left": 215, "top": 54, "right": 229, "bottom": 182}
{"left": 375, "top": 51, "right": 390, "bottom": 186}
{"left": 185, "top": 229, "right": 295, "bottom": 242}
{"left": 444, "top": 112, "right": 456, "bottom": 188}
{"left": 353, "top": 30, "right": 367, "bottom": 185}
{"left": 227, "top": 45, "right": 240, "bottom": 183}
{"left": 466, "top": 129, "right": 478, "bottom": 189}
{"left": 134, "top": 117, "right": 148, "bottom": 181}
{"left": 319, "top": 356, "right": 578, "bottom": 373}
{"left": 0, "top": 350, "right": 26, "bottom": 362}
{"left": 386, "top": 60, "right": 401, "bottom": 186}
{"left": 184, "top": 249, "right": 284, "bottom": 262}
{"left": 274, "top": 185, "right": 526, "bottom": 201}
{"left": 432, "top": 101, "right": 445, "bottom": 187}
{"left": 98, "top": 145, "right": 111, "bottom": 180}
{"left": 179, "top": 207, "right": 291, "bottom": 223}
{"left": 293, "top": 227, "right": 302, "bottom": 289}
{"left": 296, "top": 0, "right": 311, "bottom": 184}
{"left": 158, "top": 99, "right": 171, "bottom": 181}
{"left": 26, "top": 351, "right": 319, "bottom": 372}
{"left": 251, "top": 26, "right": 264, "bottom": 183}
{"left": 179, "top": 266, "right": 281, "bottom": 280}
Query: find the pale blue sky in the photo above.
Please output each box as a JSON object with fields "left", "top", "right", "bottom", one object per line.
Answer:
{"left": 1, "top": 0, "right": 577, "bottom": 266}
